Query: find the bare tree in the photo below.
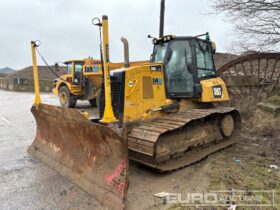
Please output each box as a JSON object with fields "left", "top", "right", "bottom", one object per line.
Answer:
{"left": 212, "top": 0, "right": 280, "bottom": 51}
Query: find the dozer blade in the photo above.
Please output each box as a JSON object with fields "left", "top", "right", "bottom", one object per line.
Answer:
{"left": 28, "top": 104, "right": 128, "bottom": 210}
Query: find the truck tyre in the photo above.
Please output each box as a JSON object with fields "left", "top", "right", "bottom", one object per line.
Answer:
{"left": 89, "top": 90, "right": 101, "bottom": 108}
{"left": 59, "top": 86, "right": 77, "bottom": 108}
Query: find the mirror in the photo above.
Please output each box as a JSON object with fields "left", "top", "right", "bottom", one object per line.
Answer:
{"left": 54, "top": 63, "right": 59, "bottom": 71}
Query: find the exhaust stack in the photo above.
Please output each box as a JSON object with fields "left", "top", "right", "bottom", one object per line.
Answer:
{"left": 121, "top": 37, "right": 130, "bottom": 68}
{"left": 159, "top": 0, "right": 165, "bottom": 37}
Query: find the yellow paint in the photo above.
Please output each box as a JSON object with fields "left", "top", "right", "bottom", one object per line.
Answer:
{"left": 52, "top": 78, "right": 82, "bottom": 97}
{"left": 31, "top": 41, "right": 42, "bottom": 106}
{"left": 120, "top": 68, "right": 230, "bottom": 123}
{"left": 52, "top": 60, "right": 149, "bottom": 97}
{"left": 199, "top": 77, "right": 230, "bottom": 102}
{"left": 71, "top": 62, "right": 75, "bottom": 84}
{"left": 99, "top": 15, "right": 117, "bottom": 124}
{"left": 52, "top": 60, "right": 102, "bottom": 99}
{"left": 122, "top": 64, "right": 170, "bottom": 123}
{"left": 51, "top": 53, "right": 149, "bottom": 104}
{"left": 81, "top": 111, "right": 90, "bottom": 119}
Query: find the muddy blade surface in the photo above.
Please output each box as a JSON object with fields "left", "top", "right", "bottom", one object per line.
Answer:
{"left": 28, "top": 104, "right": 128, "bottom": 210}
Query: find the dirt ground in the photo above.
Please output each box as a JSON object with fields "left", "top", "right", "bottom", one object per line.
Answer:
{"left": 0, "top": 89, "right": 279, "bottom": 210}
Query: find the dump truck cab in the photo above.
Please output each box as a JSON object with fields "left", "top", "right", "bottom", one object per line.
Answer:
{"left": 56, "top": 60, "right": 85, "bottom": 95}
{"left": 65, "top": 60, "right": 83, "bottom": 85}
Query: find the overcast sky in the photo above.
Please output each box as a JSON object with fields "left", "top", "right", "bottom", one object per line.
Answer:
{"left": 0, "top": 0, "right": 234, "bottom": 69}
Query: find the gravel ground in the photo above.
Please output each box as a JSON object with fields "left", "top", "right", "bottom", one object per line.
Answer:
{"left": 0, "top": 90, "right": 279, "bottom": 210}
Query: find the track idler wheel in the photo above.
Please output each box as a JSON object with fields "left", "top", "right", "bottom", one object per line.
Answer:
{"left": 220, "top": 114, "right": 234, "bottom": 137}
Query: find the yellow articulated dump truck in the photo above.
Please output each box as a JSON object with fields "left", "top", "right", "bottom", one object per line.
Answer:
{"left": 27, "top": 6, "right": 241, "bottom": 210}
{"left": 52, "top": 58, "right": 103, "bottom": 108}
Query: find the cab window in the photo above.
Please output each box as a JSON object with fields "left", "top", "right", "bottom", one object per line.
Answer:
{"left": 74, "top": 63, "right": 83, "bottom": 73}
{"left": 152, "top": 43, "right": 168, "bottom": 62}
{"left": 164, "top": 40, "right": 194, "bottom": 94}
{"left": 74, "top": 63, "right": 83, "bottom": 83}
{"left": 66, "top": 63, "right": 72, "bottom": 74}
{"left": 195, "top": 40, "right": 215, "bottom": 79}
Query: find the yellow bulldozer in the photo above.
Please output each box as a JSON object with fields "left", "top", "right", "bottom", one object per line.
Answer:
{"left": 27, "top": 3, "right": 241, "bottom": 209}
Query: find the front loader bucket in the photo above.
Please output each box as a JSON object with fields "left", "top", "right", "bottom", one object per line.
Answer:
{"left": 28, "top": 104, "right": 128, "bottom": 210}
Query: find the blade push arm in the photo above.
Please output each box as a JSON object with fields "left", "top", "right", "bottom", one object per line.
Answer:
{"left": 31, "top": 41, "right": 42, "bottom": 106}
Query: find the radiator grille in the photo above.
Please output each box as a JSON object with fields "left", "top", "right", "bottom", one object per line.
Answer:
{"left": 99, "top": 75, "right": 124, "bottom": 121}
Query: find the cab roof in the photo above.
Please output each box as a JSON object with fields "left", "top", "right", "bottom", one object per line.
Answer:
{"left": 64, "top": 58, "right": 101, "bottom": 65}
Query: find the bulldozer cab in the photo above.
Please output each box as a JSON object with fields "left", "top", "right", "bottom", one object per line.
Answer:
{"left": 151, "top": 35, "right": 216, "bottom": 98}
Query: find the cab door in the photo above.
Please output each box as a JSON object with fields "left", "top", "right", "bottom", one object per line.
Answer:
{"left": 163, "top": 39, "right": 195, "bottom": 98}
{"left": 72, "top": 62, "right": 83, "bottom": 84}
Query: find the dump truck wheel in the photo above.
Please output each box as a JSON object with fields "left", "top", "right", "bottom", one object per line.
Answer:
{"left": 59, "top": 86, "right": 77, "bottom": 108}
{"left": 88, "top": 98, "right": 97, "bottom": 107}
